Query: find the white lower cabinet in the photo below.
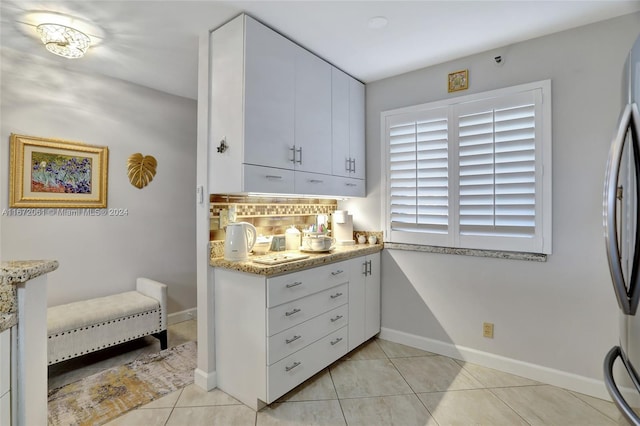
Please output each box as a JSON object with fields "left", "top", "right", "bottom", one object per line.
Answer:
{"left": 267, "top": 326, "right": 347, "bottom": 402}
{"left": 348, "top": 252, "right": 381, "bottom": 351}
{"left": 0, "top": 327, "right": 11, "bottom": 426}
{"left": 214, "top": 253, "right": 379, "bottom": 410}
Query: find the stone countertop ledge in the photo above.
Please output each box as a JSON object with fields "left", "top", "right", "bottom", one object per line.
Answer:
{"left": 0, "top": 260, "right": 59, "bottom": 332}
{"left": 210, "top": 244, "right": 382, "bottom": 277}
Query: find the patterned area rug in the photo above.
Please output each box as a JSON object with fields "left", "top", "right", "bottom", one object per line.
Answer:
{"left": 47, "top": 341, "right": 197, "bottom": 426}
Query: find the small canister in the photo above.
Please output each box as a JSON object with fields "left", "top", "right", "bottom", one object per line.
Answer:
{"left": 285, "top": 226, "right": 301, "bottom": 250}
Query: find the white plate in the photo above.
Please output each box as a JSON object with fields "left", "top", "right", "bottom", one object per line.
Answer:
{"left": 299, "top": 245, "right": 335, "bottom": 253}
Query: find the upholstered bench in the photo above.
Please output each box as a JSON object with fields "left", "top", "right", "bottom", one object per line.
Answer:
{"left": 47, "top": 277, "right": 168, "bottom": 365}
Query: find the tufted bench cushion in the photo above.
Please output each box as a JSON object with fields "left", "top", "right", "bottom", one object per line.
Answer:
{"left": 47, "top": 278, "right": 167, "bottom": 365}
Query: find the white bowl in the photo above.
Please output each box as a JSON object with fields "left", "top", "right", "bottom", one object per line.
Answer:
{"left": 253, "top": 240, "right": 271, "bottom": 255}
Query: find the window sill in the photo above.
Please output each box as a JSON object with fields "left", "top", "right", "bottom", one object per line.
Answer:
{"left": 383, "top": 242, "right": 547, "bottom": 262}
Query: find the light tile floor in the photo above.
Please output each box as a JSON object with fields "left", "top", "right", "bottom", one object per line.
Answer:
{"left": 49, "top": 320, "right": 631, "bottom": 425}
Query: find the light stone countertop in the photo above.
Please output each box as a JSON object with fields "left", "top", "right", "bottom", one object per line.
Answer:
{"left": 0, "top": 260, "right": 59, "bottom": 332}
{"left": 210, "top": 243, "right": 383, "bottom": 276}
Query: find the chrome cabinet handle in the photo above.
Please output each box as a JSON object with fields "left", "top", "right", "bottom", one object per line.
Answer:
{"left": 285, "top": 335, "right": 301, "bottom": 344}
{"left": 330, "top": 315, "right": 343, "bottom": 323}
{"left": 296, "top": 147, "right": 302, "bottom": 164}
{"left": 290, "top": 146, "right": 296, "bottom": 163}
{"left": 331, "top": 270, "right": 343, "bottom": 276}
{"left": 265, "top": 175, "right": 283, "bottom": 180}
{"left": 285, "top": 308, "right": 301, "bottom": 317}
{"left": 351, "top": 158, "right": 356, "bottom": 173}
{"left": 286, "top": 281, "right": 302, "bottom": 288}
{"left": 330, "top": 292, "right": 343, "bottom": 299}
{"left": 345, "top": 158, "right": 350, "bottom": 172}
{"left": 309, "top": 179, "right": 323, "bottom": 184}
{"left": 285, "top": 361, "right": 301, "bottom": 372}
{"left": 362, "top": 260, "right": 372, "bottom": 276}
{"left": 330, "top": 337, "right": 343, "bottom": 346}
{"left": 346, "top": 183, "right": 357, "bottom": 187}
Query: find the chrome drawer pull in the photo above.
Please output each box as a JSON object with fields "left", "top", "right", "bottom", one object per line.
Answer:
{"left": 330, "top": 292, "right": 343, "bottom": 299}
{"left": 265, "top": 175, "right": 283, "bottom": 180}
{"left": 286, "top": 281, "right": 303, "bottom": 288}
{"left": 285, "top": 361, "right": 301, "bottom": 372}
{"left": 331, "top": 270, "right": 344, "bottom": 276}
{"left": 330, "top": 337, "right": 343, "bottom": 346}
{"left": 309, "top": 179, "right": 323, "bottom": 184}
{"left": 286, "top": 335, "right": 301, "bottom": 344}
{"left": 346, "top": 183, "right": 357, "bottom": 187}
{"left": 330, "top": 315, "right": 343, "bottom": 323}
{"left": 285, "top": 308, "right": 301, "bottom": 317}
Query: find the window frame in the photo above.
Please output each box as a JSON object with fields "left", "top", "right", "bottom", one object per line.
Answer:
{"left": 381, "top": 80, "right": 552, "bottom": 255}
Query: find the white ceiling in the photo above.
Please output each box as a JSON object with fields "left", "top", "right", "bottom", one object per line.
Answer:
{"left": 2, "top": 1, "right": 640, "bottom": 100}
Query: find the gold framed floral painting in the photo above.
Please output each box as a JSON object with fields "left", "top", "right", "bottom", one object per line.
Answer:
{"left": 448, "top": 69, "right": 468, "bottom": 92}
{"left": 9, "top": 134, "right": 108, "bottom": 208}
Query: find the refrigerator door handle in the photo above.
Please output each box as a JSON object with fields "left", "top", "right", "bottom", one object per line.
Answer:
{"left": 604, "top": 103, "right": 640, "bottom": 314}
{"left": 604, "top": 346, "right": 640, "bottom": 426}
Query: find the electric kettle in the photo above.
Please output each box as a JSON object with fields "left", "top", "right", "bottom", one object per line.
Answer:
{"left": 224, "top": 222, "right": 257, "bottom": 261}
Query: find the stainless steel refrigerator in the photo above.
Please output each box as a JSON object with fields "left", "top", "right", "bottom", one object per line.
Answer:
{"left": 604, "top": 34, "right": 640, "bottom": 425}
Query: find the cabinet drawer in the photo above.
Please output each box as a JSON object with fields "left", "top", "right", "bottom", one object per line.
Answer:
{"left": 267, "top": 283, "right": 347, "bottom": 336}
{"left": 267, "top": 304, "right": 348, "bottom": 365}
{"left": 333, "top": 176, "right": 365, "bottom": 198}
{"left": 267, "top": 261, "right": 349, "bottom": 307}
{"left": 267, "top": 326, "right": 348, "bottom": 403}
{"left": 294, "top": 171, "right": 333, "bottom": 197}
{"left": 243, "top": 164, "right": 294, "bottom": 194}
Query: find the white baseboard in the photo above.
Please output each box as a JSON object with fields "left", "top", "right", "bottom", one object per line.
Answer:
{"left": 168, "top": 308, "right": 197, "bottom": 326}
{"left": 194, "top": 368, "right": 216, "bottom": 391}
{"left": 379, "top": 327, "right": 640, "bottom": 406}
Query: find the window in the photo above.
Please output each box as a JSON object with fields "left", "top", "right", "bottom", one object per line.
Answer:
{"left": 382, "top": 80, "right": 551, "bottom": 254}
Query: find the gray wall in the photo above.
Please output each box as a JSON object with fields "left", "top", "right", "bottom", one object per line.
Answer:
{"left": 343, "top": 12, "right": 640, "bottom": 385}
{"left": 0, "top": 48, "right": 197, "bottom": 314}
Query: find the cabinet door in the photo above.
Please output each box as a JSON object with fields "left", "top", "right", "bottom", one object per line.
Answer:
{"left": 348, "top": 257, "right": 366, "bottom": 351}
{"left": 349, "top": 78, "right": 366, "bottom": 180}
{"left": 295, "top": 49, "right": 332, "bottom": 174}
{"left": 0, "top": 329, "right": 9, "bottom": 399}
{"left": 364, "top": 253, "right": 381, "bottom": 340}
{"left": 331, "top": 68, "right": 350, "bottom": 177}
{"left": 244, "top": 16, "right": 296, "bottom": 170}
{"left": 0, "top": 391, "right": 9, "bottom": 426}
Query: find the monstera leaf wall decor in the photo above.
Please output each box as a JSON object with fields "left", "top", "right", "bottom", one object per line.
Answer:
{"left": 127, "top": 153, "right": 157, "bottom": 189}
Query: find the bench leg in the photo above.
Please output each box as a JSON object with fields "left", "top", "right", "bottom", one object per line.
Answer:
{"left": 153, "top": 330, "right": 168, "bottom": 350}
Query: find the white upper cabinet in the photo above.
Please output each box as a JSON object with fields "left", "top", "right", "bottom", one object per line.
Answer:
{"left": 294, "top": 49, "right": 332, "bottom": 174}
{"left": 349, "top": 78, "right": 366, "bottom": 180}
{"left": 331, "top": 68, "right": 350, "bottom": 177}
{"left": 244, "top": 17, "right": 296, "bottom": 170}
{"left": 332, "top": 68, "right": 365, "bottom": 180}
{"left": 208, "top": 14, "right": 364, "bottom": 196}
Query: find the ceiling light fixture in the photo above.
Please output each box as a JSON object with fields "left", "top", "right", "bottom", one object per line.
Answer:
{"left": 368, "top": 16, "right": 389, "bottom": 30}
{"left": 36, "top": 23, "right": 91, "bottom": 59}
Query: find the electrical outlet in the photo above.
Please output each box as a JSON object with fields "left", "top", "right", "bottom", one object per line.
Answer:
{"left": 483, "top": 322, "right": 494, "bottom": 338}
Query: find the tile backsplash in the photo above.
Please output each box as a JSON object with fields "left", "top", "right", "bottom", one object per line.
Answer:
{"left": 210, "top": 195, "right": 337, "bottom": 240}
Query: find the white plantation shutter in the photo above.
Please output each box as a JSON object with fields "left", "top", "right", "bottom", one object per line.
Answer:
{"left": 387, "top": 108, "right": 450, "bottom": 244}
{"left": 457, "top": 91, "right": 538, "bottom": 239}
{"left": 383, "top": 81, "right": 551, "bottom": 254}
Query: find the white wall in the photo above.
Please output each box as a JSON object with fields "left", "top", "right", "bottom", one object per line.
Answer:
{"left": 0, "top": 48, "right": 197, "bottom": 314}
{"left": 343, "top": 12, "right": 640, "bottom": 393}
